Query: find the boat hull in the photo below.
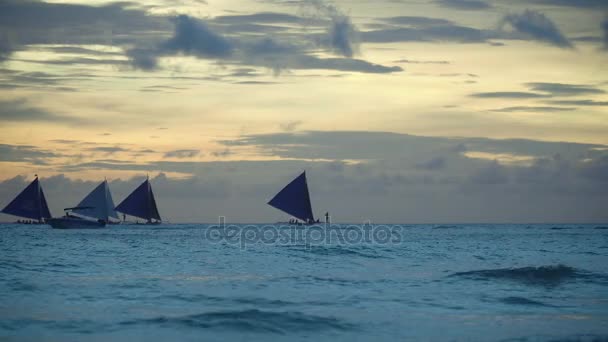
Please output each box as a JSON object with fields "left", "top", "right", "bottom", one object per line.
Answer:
{"left": 47, "top": 217, "right": 106, "bottom": 229}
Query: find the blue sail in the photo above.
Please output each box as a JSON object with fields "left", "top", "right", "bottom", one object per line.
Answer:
{"left": 268, "top": 171, "right": 314, "bottom": 222}
{"left": 73, "top": 180, "right": 119, "bottom": 222}
{"left": 1, "top": 177, "right": 52, "bottom": 221}
{"left": 115, "top": 179, "right": 161, "bottom": 222}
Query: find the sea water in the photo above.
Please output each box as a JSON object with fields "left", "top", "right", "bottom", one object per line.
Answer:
{"left": 1, "top": 223, "right": 607, "bottom": 341}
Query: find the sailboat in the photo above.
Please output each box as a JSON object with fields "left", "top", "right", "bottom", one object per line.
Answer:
{"left": 1, "top": 175, "right": 52, "bottom": 224}
{"left": 268, "top": 171, "right": 319, "bottom": 225}
{"left": 116, "top": 177, "right": 161, "bottom": 224}
{"left": 47, "top": 179, "right": 117, "bottom": 229}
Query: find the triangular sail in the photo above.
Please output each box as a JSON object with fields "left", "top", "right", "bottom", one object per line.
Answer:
{"left": 115, "top": 179, "right": 161, "bottom": 222}
{"left": 73, "top": 180, "right": 119, "bottom": 221}
{"left": 268, "top": 171, "right": 314, "bottom": 222}
{"left": 1, "top": 177, "right": 52, "bottom": 221}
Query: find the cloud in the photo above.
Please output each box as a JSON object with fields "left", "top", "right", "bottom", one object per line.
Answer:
{"left": 603, "top": 19, "right": 608, "bottom": 50}
{"left": 0, "top": 99, "right": 84, "bottom": 123}
{"left": 526, "top": 82, "right": 605, "bottom": 96}
{"left": 126, "top": 48, "right": 159, "bottom": 71}
{"left": 527, "top": 0, "right": 608, "bottom": 9}
{"left": 489, "top": 106, "right": 575, "bottom": 112}
{"left": 129, "top": 14, "right": 399, "bottom": 74}
{"left": 470, "top": 160, "right": 509, "bottom": 184}
{"left": 379, "top": 16, "right": 454, "bottom": 27}
{"left": 362, "top": 25, "right": 487, "bottom": 43}
{"left": 415, "top": 157, "right": 447, "bottom": 170}
{"left": 501, "top": 10, "right": 572, "bottom": 48}
{"left": 435, "top": 0, "right": 492, "bottom": 10}
{"left": 0, "top": 144, "right": 59, "bottom": 164}
{"left": 164, "top": 149, "right": 200, "bottom": 158}
{"left": 86, "top": 146, "right": 129, "bottom": 154}
{"left": 0, "top": 1, "right": 171, "bottom": 60}
{"left": 161, "top": 15, "right": 234, "bottom": 58}
{"left": 214, "top": 12, "right": 306, "bottom": 24}
{"left": 546, "top": 100, "right": 608, "bottom": 106}
{"left": 0, "top": 34, "right": 14, "bottom": 62}
{"left": 327, "top": 13, "right": 358, "bottom": 57}
{"left": 211, "top": 149, "right": 232, "bottom": 158}
{"left": 470, "top": 92, "right": 549, "bottom": 99}
{"left": 393, "top": 59, "right": 450, "bottom": 64}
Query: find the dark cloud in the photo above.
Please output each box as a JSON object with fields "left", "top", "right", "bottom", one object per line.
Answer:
{"left": 362, "top": 25, "right": 487, "bottom": 43}
{"left": 219, "top": 131, "right": 605, "bottom": 163}
{"left": 435, "top": 0, "right": 492, "bottom": 10}
{"left": 284, "top": 56, "right": 402, "bottom": 73}
{"left": 327, "top": 14, "right": 358, "bottom": 57}
{"left": 579, "top": 155, "right": 608, "bottom": 182}
{"left": 526, "top": 0, "right": 608, "bottom": 9}
{"left": 161, "top": 15, "right": 234, "bottom": 58}
{"left": 129, "top": 14, "right": 399, "bottom": 74}
{"left": 0, "top": 1, "right": 171, "bottom": 60}
{"left": 49, "top": 139, "right": 81, "bottom": 144}
{"left": 603, "top": 19, "right": 608, "bottom": 50}
{"left": 526, "top": 82, "right": 605, "bottom": 96}
{"left": 501, "top": 10, "right": 572, "bottom": 48}
{"left": 470, "top": 161, "right": 509, "bottom": 184}
{"left": 0, "top": 99, "right": 83, "bottom": 123}
{"left": 379, "top": 16, "right": 454, "bottom": 27}
{"left": 415, "top": 157, "right": 447, "bottom": 170}
{"left": 86, "top": 146, "right": 129, "bottom": 154}
{"left": 0, "top": 34, "right": 14, "bottom": 62}
{"left": 16, "top": 57, "right": 128, "bottom": 66}
{"left": 211, "top": 149, "right": 232, "bottom": 158}
{"left": 470, "top": 92, "right": 549, "bottom": 99}
{"left": 0, "top": 143, "right": 59, "bottom": 164}
{"left": 546, "top": 99, "right": 608, "bottom": 106}
{"left": 164, "top": 149, "right": 200, "bottom": 158}
{"left": 214, "top": 12, "right": 307, "bottom": 24}
{"left": 489, "top": 106, "right": 575, "bottom": 112}
{"left": 127, "top": 48, "right": 160, "bottom": 70}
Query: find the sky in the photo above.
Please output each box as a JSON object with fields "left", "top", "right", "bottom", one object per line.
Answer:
{"left": 0, "top": 0, "right": 607, "bottom": 223}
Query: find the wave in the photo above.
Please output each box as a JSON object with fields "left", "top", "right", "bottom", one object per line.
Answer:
{"left": 449, "top": 265, "right": 590, "bottom": 286}
{"left": 120, "top": 309, "right": 355, "bottom": 334}
{"left": 595, "top": 226, "right": 608, "bottom": 230}
{"left": 286, "top": 245, "right": 389, "bottom": 259}
{"left": 160, "top": 294, "right": 329, "bottom": 307}
{"left": 499, "top": 296, "right": 556, "bottom": 307}
{"left": 432, "top": 225, "right": 461, "bottom": 229}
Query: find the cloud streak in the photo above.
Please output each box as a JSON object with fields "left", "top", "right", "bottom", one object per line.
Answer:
{"left": 501, "top": 10, "right": 572, "bottom": 48}
{"left": 435, "top": 0, "right": 491, "bottom": 10}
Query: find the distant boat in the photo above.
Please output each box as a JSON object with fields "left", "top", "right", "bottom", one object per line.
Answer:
{"left": 47, "top": 180, "right": 117, "bottom": 229}
{"left": 116, "top": 177, "right": 161, "bottom": 224}
{"left": 268, "top": 171, "right": 319, "bottom": 225}
{"left": 1, "top": 175, "right": 51, "bottom": 224}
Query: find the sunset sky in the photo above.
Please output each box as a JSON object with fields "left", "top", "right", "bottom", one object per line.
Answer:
{"left": 0, "top": 0, "right": 607, "bottom": 223}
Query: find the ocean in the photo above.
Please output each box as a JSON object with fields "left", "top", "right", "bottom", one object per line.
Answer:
{"left": 1, "top": 223, "right": 607, "bottom": 341}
